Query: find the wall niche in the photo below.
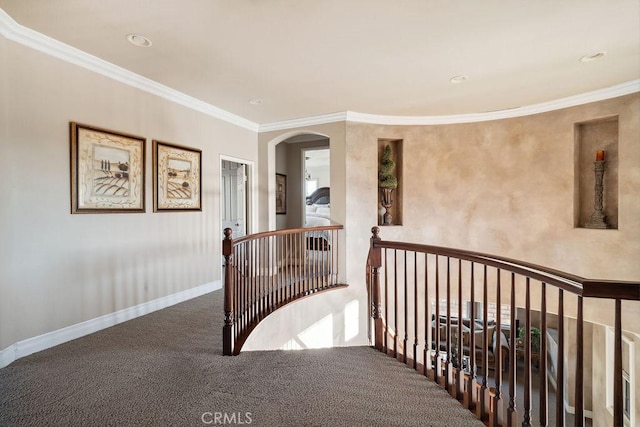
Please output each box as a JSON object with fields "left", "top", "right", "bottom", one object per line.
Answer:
{"left": 377, "top": 139, "right": 403, "bottom": 226}
{"left": 575, "top": 116, "right": 619, "bottom": 229}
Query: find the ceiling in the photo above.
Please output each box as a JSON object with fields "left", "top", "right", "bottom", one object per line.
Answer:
{"left": 1, "top": 1, "right": 639, "bottom": 126}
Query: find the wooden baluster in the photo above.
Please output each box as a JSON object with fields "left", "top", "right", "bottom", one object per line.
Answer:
{"left": 314, "top": 231, "right": 319, "bottom": 291}
{"left": 248, "top": 239, "right": 253, "bottom": 324}
{"left": 285, "top": 233, "right": 290, "bottom": 300}
{"left": 254, "top": 239, "right": 258, "bottom": 319}
{"left": 268, "top": 236, "right": 273, "bottom": 309}
{"left": 457, "top": 258, "right": 464, "bottom": 401}
{"left": 523, "top": 277, "right": 532, "bottom": 426}
{"left": 292, "top": 233, "right": 297, "bottom": 297}
{"left": 384, "top": 248, "right": 389, "bottom": 354}
{"left": 335, "top": 228, "right": 339, "bottom": 285}
{"left": 277, "top": 236, "right": 282, "bottom": 306}
{"left": 273, "top": 236, "right": 277, "bottom": 308}
{"left": 272, "top": 236, "right": 276, "bottom": 311}
{"left": 479, "top": 264, "right": 490, "bottom": 421}
{"left": 556, "top": 289, "right": 565, "bottom": 427}
{"left": 613, "top": 299, "right": 623, "bottom": 427}
{"left": 575, "top": 296, "right": 584, "bottom": 427}
{"left": 539, "top": 282, "right": 548, "bottom": 427}
{"left": 424, "top": 253, "right": 431, "bottom": 378}
{"left": 264, "top": 237, "right": 269, "bottom": 313}
{"left": 289, "top": 233, "right": 293, "bottom": 296}
{"left": 260, "top": 236, "right": 265, "bottom": 317}
{"left": 330, "top": 229, "right": 336, "bottom": 286}
{"left": 508, "top": 272, "right": 518, "bottom": 426}
{"left": 369, "top": 227, "right": 383, "bottom": 351}
{"left": 403, "top": 251, "right": 409, "bottom": 365}
{"left": 317, "top": 229, "right": 322, "bottom": 289}
{"left": 394, "top": 249, "right": 399, "bottom": 359}
{"left": 239, "top": 243, "right": 244, "bottom": 333}
{"left": 414, "top": 252, "right": 418, "bottom": 370}
{"left": 446, "top": 256, "right": 452, "bottom": 394}
{"left": 467, "top": 261, "right": 477, "bottom": 411}
{"left": 304, "top": 234, "right": 315, "bottom": 294}
{"left": 222, "top": 228, "right": 234, "bottom": 356}
{"left": 282, "top": 234, "right": 287, "bottom": 301}
{"left": 492, "top": 269, "right": 503, "bottom": 427}
{"left": 435, "top": 255, "right": 441, "bottom": 385}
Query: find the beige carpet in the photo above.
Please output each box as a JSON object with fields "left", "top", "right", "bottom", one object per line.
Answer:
{"left": 0, "top": 290, "right": 483, "bottom": 426}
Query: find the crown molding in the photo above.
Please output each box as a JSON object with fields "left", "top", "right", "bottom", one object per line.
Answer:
{"left": 256, "top": 80, "right": 638, "bottom": 131}
{"left": 345, "top": 80, "right": 640, "bottom": 126}
{"left": 2, "top": 8, "right": 638, "bottom": 134}
{"left": 258, "top": 112, "right": 347, "bottom": 133}
{"left": 0, "top": 8, "right": 259, "bottom": 132}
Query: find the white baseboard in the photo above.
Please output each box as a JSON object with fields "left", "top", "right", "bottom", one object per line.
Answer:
{"left": 0, "top": 281, "right": 221, "bottom": 369}
{"left": 565, "top": 401, "right": 594, "bottom": 419}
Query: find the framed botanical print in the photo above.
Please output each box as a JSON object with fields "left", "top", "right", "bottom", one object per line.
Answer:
{"left": 276, "top": 173, "right": 286, "bottom": 214}
{"left": 70, "top": 122, "right": 145, "bottom": 213}
{"left": 152, "top": 140, "right": 202, "bottom": 211}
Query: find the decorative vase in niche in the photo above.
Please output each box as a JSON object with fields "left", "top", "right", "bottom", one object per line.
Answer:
{"left": 381, "top": 188, "right": 394, "bottom": 225}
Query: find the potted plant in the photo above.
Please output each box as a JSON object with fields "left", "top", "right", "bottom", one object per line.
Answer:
{"left": 378, "top": 144, "right": 398, "bottom": 224}
{"left": 518, "top": 326, "right": 541, "bottom": 353}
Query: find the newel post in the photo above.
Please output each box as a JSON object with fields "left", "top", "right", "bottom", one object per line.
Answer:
{"left": 370, "top": 226, "right": 383, "bottom": 351}
{"left": 222, "top": 228, "right": 234, "bottom": 356}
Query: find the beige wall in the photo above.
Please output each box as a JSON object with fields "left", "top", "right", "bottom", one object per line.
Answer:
{"left": 346, "top": 93, "right": 639, "bottom": 329}
{"left": 247, "top": 122, "right": 366, "bottom": 350}
{"left": 0, "top": 37, "right": 258, "bottom": 350}
{"left": 248, "top": 94, "right": 639, "bottom": 352}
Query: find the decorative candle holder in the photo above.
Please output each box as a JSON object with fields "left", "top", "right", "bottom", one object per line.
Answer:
{"left": 585, "top": 160, "right": 610, "bottom": 229}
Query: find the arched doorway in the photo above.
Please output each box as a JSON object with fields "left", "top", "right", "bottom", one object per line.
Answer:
{"left": 271, "top": 132, "right": 330, "bottom": 230}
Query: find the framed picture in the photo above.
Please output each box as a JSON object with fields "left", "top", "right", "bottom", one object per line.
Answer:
{"left": 70, "top": 122, "right": 145, "bottom": 213}
{"left": 152, "top": 140, "right": 202, "bottom": 211}
{"left": 276, "top": 173, "right": 286, "bottom": 214}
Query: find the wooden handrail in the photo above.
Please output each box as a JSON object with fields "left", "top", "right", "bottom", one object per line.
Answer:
{"left": 372, "top": 238, "right": 639, "bottom": 300}
{"left": 366, "top": 226, "right": 639, "bottom": 426}
{"left": 223, "top": 224, "right": 346, "bottom": 355}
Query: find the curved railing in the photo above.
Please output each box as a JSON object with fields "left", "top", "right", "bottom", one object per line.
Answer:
{"left": 223, "top": 225, "right": 346, "bottom": 355}
{"left": 366, "top": 226, "right": 639, "bottom": 427}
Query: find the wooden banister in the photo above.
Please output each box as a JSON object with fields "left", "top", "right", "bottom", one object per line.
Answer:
{"left": 223, "top": 224, "right": 346, "bottom": 355}
{"left": 366, "top": 227, "right": 639, "bottom": 426}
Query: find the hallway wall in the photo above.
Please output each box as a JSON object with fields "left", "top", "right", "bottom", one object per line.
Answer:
{"left": 0, "top": 37, "right": 258, "bottom": 353}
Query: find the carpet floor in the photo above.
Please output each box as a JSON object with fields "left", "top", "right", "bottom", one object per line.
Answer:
{"left": 0, "top": 290, "right": 483, "bottom": 426}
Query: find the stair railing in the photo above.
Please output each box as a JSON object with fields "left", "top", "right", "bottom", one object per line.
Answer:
{"left": 223, "top": 224, "right": 345, "bottom": 355}
{"left": 367, "top": 226, "right": 639, "bottom": 427}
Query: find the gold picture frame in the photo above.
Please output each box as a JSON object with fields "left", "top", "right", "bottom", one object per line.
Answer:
{"left": 70, "top": 122, "right": 145, "bottom": 213}
{"left": 152, "top": 140, "right": 202, "bottom": 211}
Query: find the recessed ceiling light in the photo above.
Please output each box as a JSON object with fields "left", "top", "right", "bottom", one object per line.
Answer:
{"left": 579, "top": 51, "right": 606, "bottom": 63}
{"left": 249, "top": 98, "right": 264, "bottom": 105}
{"left": 449, "top": 75, "right": 469, "bottom": 84}
{"left": 126, "top": 34, "right": 152, "bottom": 48}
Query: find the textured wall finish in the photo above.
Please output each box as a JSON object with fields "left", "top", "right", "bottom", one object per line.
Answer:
{"left": 344, "top": 93, "right": 639, "bottom": 330}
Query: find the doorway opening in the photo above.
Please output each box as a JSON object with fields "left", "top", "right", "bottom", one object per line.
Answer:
{"left": 221, "top": 158, "right": 249, "bottom": 239}
{"left": 274, "top": 135, "right": 330, "bottom": 229}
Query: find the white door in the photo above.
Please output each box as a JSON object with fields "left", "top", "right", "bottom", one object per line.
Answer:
{"left": 221, "top": 160, "right": 247, "bottom": 238}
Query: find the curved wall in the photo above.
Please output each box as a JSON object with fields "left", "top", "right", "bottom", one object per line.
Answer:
{"left": 344, "top": 93, "right": 639, "bottom": 329}
{"left": 248, "top": 93, "right": 639, "bottom": 352}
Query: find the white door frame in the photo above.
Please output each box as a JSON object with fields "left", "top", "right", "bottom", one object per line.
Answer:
{"left": 220, "top": 155, "right": 256, "bottom": 237}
